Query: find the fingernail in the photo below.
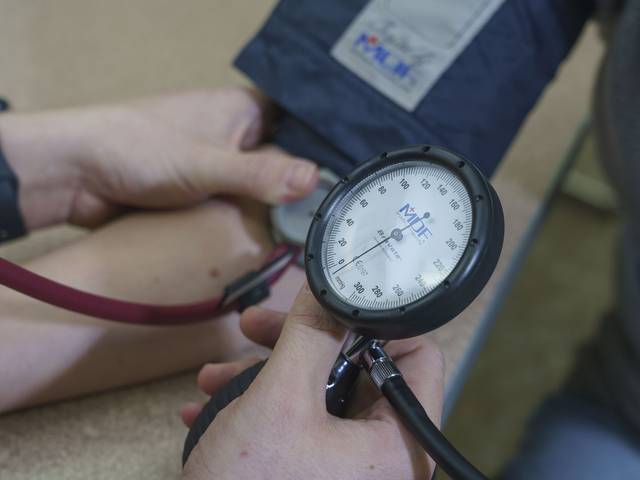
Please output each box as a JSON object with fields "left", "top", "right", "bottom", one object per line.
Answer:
{"left": 287, "top": 160, "right": 317, "bottom": 192}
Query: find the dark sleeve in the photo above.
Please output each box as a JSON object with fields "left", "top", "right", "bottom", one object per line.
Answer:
{"left": 235, "top": 0, "right": 594, "bottom": 177}
{"left": 0, "top": 134, "right": 27, "bottom": 243}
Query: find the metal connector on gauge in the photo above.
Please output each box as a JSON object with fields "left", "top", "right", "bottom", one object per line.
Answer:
{"left": 363, "top": 341, "right": 402, "bottom": 389}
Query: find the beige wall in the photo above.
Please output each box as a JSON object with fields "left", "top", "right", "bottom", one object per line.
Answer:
{"left": 0, "top": 0, "right": 276, "bottom": 110}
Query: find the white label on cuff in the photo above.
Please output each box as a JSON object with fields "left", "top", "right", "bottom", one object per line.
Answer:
{"left": 331, "top": 0, "right": 506, "bottom": 111}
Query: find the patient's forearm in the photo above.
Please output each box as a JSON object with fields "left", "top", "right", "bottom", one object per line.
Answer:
{"left": 0, "top": 199, "right": 303, "bottom": 413}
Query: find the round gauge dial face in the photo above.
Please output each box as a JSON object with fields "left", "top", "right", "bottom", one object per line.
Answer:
{"left": 321, "top": 161, "right": 473, "bottom": 310}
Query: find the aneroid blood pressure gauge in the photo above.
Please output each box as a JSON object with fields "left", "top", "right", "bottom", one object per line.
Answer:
{"left": 184, "top": 146, "right": 503, "bottom": 480}
{"left": 306, "top": 145, "right": 503, "bottom": 339}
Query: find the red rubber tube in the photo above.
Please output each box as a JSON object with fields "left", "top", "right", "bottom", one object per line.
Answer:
{"left": 0, "top": 244, "right": 298, "bottom": 326}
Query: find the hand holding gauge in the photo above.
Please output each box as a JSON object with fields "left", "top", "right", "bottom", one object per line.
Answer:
{"left": 183, "top": 146, "right": 503, "bottom": 480}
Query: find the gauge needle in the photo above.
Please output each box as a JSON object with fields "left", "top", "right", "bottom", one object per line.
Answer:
{"left": 332, "top": 212, "right": 430, "bottom": 275}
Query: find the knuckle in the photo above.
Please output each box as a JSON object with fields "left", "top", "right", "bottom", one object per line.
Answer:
{"left": 180, "top": 88, "right": 223, "bottom": 109}
{"left": 288, "top": 308, "right": 342, "bottom": 336}
{"left": 217, "top": 85, "right": 256, "bottom": 109}
{"left": 263, "top": 154, "right": 292, "bottom": 184}
{"left": 223, "top": 154, "right": 260, "bottom": 193}
{"left": 245, "top": 154, "right": 288, "bottom": 196}
{"left": 287, "top": 284, "right": 345, "bottom": 336}
{"left": 245, "top": 159, "right": 269, "bottom": 192}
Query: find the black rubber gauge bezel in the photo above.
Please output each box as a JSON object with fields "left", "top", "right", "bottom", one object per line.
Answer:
{"left": 304, "top": 145, "right": 504, "bottom": 340}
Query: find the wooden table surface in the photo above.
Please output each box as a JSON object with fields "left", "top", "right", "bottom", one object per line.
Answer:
{"left": 0, "top": 2, "right": 603, "bottom": 478}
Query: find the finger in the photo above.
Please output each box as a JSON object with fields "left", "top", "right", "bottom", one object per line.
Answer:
{"left": 236, "top": 87, "right": 281, "bottom": 149}
{"left": 206, "top": 147, "right": 319, "bottom": 205}
{"left": 197, "top": 356, "right": 264, "bottom": 396}
{"left": 239, "top": 306, "right": 287, "bottom": 349}
{"left": 67, "top": 190, "right": 125, "bottom": 228}
{"left": 180, "top": 402, "right": 203, "bottom": 428}
{"left": 259, "top": 284, "right": 347, "bottom": 412}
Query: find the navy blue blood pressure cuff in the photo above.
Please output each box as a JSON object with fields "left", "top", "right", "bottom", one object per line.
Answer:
{"left": 235, "top": 0, "right": 593, "bottom": 177}
{"left": 0, "top": 138, "right": 26, "bottom": 243}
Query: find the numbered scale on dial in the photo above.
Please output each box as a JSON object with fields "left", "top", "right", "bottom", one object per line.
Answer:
{"left": 323, "top": 161, "right": 473, "bottom": 310}
{"left": 305, "top": 146, "right": 503, "bottom": 340}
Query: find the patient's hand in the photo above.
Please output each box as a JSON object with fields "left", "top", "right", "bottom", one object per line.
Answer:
{"left": 0, "top": 195, "right": 308, "bottom": 412}
{"left": 0, "top": 87, "right": 320, "bottom": 411}
{"left": 0, "top": 87, "right": 318, "bottom": 229}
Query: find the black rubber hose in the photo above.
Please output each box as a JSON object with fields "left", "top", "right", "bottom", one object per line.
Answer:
{"left": 182, "top": 360, "right": 266, "bottom": 466}
{"left": 381, "top": 376, "right": 489, "bottom": 480}
{"left": 182, "top": 354, "right": 361, "bottom": 466}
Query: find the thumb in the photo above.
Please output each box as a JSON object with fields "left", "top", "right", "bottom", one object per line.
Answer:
{"left": 240, "top": 306, "right": 287, "bottom": 349}
{"left": 207, "top": 147, "right": 319, "bottom": 204}
{"left": 258, "top": 284, "right": 347, "bottom": 413}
